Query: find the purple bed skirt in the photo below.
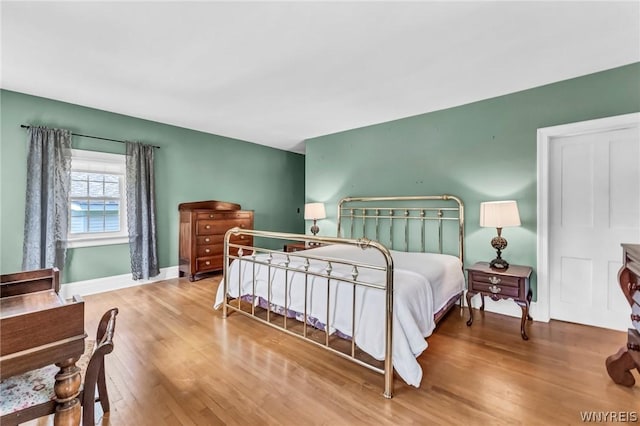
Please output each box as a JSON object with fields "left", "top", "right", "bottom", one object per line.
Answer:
{"left": 240, "top": 294, "right": 352, "bottom": 340}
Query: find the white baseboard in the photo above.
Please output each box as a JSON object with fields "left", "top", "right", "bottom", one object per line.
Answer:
{"left": 466, "top": 292, "right": 547, "bottom": 322}
{"left": 61, "top": 266, "right": 179, "bottom": 299}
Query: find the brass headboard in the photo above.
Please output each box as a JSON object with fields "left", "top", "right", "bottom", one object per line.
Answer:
{"left": 337, "top": 195, "right": 464, "bottom": 263}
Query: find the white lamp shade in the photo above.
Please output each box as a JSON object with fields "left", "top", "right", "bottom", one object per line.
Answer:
{"left": 479, "top": 200, "right": 521, "bottom": 228}
{"left": 304, "top": 202, "right": 326, "bottom": 220}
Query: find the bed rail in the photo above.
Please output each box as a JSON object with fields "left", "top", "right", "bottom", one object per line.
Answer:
{"left": 222, "top": 229, "right": 395, "bottom": 398}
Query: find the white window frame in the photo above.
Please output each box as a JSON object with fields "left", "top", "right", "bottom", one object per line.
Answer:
{"left": 67, "top": 149, "right": 128, "bottom": 248}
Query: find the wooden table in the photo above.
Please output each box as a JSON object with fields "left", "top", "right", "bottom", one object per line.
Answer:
{"left": 1, "top": 269, "right": 86, "bottom": 426}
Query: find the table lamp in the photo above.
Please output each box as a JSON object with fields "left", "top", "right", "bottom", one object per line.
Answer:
{"left": 304, "top": 202, "right": 326, "bottom": 237}
{"left": 480, "top": 200, "right": 521, "bottom": 270}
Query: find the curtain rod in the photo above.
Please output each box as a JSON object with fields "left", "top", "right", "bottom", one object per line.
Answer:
{"left": 19, "top": 125, "right": 160, "bottom": 149}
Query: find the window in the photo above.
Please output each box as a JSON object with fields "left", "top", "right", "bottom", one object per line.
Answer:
{"left": 67, "top": 149, "right": 128, "bottom": 248}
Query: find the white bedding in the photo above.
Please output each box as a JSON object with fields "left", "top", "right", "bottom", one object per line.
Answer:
{"left": 214, "top": 244, "right": 465, "bottom": 387}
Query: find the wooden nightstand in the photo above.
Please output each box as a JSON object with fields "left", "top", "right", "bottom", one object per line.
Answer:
{"left": 466, "top": 262, "right": 533, "bottom": 340}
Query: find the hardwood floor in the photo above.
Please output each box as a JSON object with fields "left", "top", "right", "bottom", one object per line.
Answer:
{"left": 28, "top": 274, "right": 639, "bottom": 425}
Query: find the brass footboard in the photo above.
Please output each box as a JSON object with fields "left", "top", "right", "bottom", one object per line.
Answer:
{"left": 222, "top": 230, "right": 395, "bottom": 398}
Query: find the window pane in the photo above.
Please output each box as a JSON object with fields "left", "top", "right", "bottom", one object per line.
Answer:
{"left": 70, "top": 207, "right": 88, "bottom": 234}
{"left": 88, "top": 200, "right": 104, "bottom": 210}
{"left": 104, "top": 201, "right": 120, "bottom": 232}
{"left": 72, "top": 172, "right": 88, "bottom": 180}
{"left": 88, "top": 201, "right": 104, "bottom": 232}
{"left": 104, "top": 182, "right": 120, "bottom": 197}
{"left": 71, "top": 174, "right": 88, "bottom": 197}
{"left": 104, "top": 175, "right": 119, "bottom": 183}
{"left": 70, "top": 200, "right": 88, "bottom": 212}
{"left": 89, "top": 181, "right": 104, "bottom": 197}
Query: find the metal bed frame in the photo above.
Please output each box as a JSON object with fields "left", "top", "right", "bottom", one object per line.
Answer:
{"left": 221, "top": 195, "right": 464, "bottom": 398}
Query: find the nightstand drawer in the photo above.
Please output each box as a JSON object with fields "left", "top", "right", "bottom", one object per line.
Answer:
{"left": 469, "top": 271, "right": 521, "bottom": 288}
{"left": 470, "top": 280, "right": 520, "bottom": 298}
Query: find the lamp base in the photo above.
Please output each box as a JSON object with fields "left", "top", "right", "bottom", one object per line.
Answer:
{"left": 310, "top": 220, "right": 319, "bottom": 237}
{"left": 489, "top": 230, "right": 509, "bottom": 270}
{"left": 490, "top": 257, "right": 509, "bottom": 270}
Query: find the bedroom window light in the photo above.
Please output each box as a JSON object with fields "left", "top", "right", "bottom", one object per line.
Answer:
{"left": 67, "top": 149, "right": 128, "bottom": 248}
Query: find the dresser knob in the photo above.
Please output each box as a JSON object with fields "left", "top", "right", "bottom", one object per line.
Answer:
{"left": 240, "top": 224, "right": 245, "bottom": 228}
{"left": 240, "top": 235, "right": 244, "bottom": 239}
{"left": 209, "top": 214, "right": 214, "bottom": 218}
{"left": 488, "top": 285, "right": 502, "bottom": 294}
{"left": 205, "top": 238, "right": 210, "bottom": 242}
{"left": 489, "top": 276, "right": 501, "bottom": 285}
{"left": 205, "top": 248, "right": 210, "bottom": 253}
{"left": 205, "top": 261, "right": 211, "bottom": 266}
{"left": 205, "top": 225, "right": 211, "bottom": 229}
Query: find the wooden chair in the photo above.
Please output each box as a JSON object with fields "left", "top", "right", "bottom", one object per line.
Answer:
{"left": 0, "top": 308, "right": 119, "bottom": 425}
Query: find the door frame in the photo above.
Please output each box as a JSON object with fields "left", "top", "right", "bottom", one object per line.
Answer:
{"left": 536, "top": 112, "right": 640, "bottom": 323}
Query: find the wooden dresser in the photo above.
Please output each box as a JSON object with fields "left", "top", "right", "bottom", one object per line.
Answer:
{"left": 178, "top": 200, "right": 254, "bottom": 281}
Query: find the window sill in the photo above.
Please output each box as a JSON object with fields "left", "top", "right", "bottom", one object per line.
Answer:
{"left": 67, "top": 235, "right": 129, "bottom": 248}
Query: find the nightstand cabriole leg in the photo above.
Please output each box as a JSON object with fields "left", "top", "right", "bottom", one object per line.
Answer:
{"left": 466, "top": 291, "right": 474, "bottom": 326}
{"left": 516, "top": 299, "right": 530, "bottom": 340}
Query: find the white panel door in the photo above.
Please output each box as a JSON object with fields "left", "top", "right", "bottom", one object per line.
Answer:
{"left": 549, "top": 126, "right": 640, "bottom": 330}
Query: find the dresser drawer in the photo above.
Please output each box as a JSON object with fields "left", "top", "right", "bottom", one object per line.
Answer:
{"left": 230, "top": 234, "right": 252, "bottom": 245}
{"left": 469, "top": 271, "right": 521, "bottom": 288}
{"left": 196, "top": 240, "right": 252, "bottom": 260}
{"left": 197, "top": 219, "right": 251, "bottom": 235}
{"left": 196, "top": 211, "right": 253, "bottom": 221}
{"left": 196, "top": 245, "right": 222, "bottom": 257}
{"left": 196, "top": 235, "right": 216, "bottom": 245}
{"left": 196, "top": 255, "right": 223, "bottom": 272}
{"left": 196, "top": 234, "right": 252, "bottom": 246}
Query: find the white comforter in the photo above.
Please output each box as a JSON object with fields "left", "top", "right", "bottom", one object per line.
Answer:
{"left": 214, "top": 244, "right": 464, "bottom": 387}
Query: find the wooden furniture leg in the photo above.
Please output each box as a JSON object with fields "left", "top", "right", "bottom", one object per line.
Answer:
{"left": 466, "top": 291, "right": 474, "bottom": 326}
{"left": 606, "top": 329, "right": 640, "bottom": 387}
{"left": 53, "top": 358, "right": 81, "bottom": 426}
{"left": 515, "top": 298, "right": 530, "bottom": 340}
{"left": 606, "top": 346, "right": 637, "bottom": 387}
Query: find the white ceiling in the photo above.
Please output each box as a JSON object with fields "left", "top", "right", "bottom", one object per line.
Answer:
{"left": 2, "top": 1, "right": 639, "bottom": 154}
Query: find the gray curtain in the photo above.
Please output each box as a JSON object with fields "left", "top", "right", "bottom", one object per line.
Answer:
{"left": 125, "top": 141, "right": 159, "bottom": 280}
{"left": 22, "top": 126, "right": 72, "bottom": 271}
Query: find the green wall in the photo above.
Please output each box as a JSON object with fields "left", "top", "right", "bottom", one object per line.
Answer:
{"left": 0, "top": 90, "right": 305, "bottom": 283}
{"left": 305, "top": 62, "right": 640, "bottom": 299}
